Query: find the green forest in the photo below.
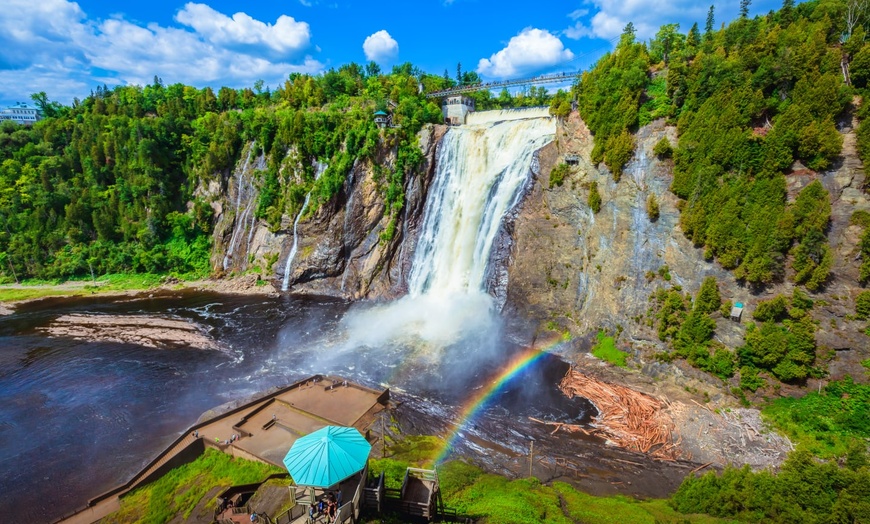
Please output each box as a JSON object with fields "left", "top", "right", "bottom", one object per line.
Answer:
{"left": 0, "top": 59, "right": 578, "bottom": 283}
{"left": 0, "top": 64, "right": 456, "bottom": 281}
{"left": 574, "top": 0, "right": 856, "bottom": 289}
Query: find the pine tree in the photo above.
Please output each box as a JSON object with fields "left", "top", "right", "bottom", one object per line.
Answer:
{"left": 781, "top": 0, "right": 794, "bottom": 25}
{"left": 705, "top": 5, "right": 715, "bottom": 37}
{"left": 687, "top": 22, "right": 701, "bottom": 49}
{"left": 456, "top": 62, "right": 462, "bottom": 83}
{"left": 740, "top": 0, "right": 751, "bottom": 18}
{"left": 620, "top": 22, "right": 637, "bottom": 47}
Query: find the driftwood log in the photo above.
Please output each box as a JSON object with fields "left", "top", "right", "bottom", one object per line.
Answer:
{"left": 550, "top": 368, "right": 681, "bottom": 460}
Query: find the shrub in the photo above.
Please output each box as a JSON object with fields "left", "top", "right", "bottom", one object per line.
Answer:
{"left": 763, "top": 377, "right": 870, "bottom": 458}
{"left": 856, "top": 290, "right": 870, "bottom": 320}
{"left": 671, "top": 450, "right": 870, "bottom": 522}
{"left": 591, "top": 330, "right": 627, "bottom": 367}
{"left": 653, "top": 136, "right": 673, "bottom": 158}
{"left": 850, "top": 210, "right": 870, "bottom": 228}
{"left": 739, "top": 366, "right": 765, "bottom": 392}
{"left": 588, "top": 181, "right": 602, "bottom": 213}
{"left": 646, "top": 193, "right": 660, "bottom": 221}
{"left": 549, "top": 163, "right": 570, "bottom": 188}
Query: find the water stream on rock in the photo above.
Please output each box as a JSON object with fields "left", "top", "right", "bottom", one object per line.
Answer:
{"left": 282, "top": 161, "right": 327, "bottom": 291}
{"left": 223, "top": 143, "right": 256, "bottom": 271}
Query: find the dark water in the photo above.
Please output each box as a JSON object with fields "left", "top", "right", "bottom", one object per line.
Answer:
{"left": 0, "top": 291, "right": 590, "bottom": 523}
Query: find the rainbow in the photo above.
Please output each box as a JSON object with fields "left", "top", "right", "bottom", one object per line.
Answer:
{"left": 434, "top": 335, "right": 567, "bottom": 464}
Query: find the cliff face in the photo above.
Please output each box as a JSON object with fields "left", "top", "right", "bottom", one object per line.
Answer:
{"left": 207, "top": 142, "right": 271, "bottom": 275}
{"left": 505, "top": 112, "right": 870, "bottom": 381}
{"left": 208, "top": 126, "right": 446, "bottom": 300}
{"left": 505, "top": 115, "right": 741, "bottom": 341}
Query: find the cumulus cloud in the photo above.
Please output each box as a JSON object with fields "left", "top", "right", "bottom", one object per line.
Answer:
{"left": 564, "top": 0, "right": 716, "bottom": 41}
{"left": 0, "top": 0, "right": 322, "bottom": 103}
{"left": 477, "top": 28, "right": 574, "bottom": 78}
{"left": 175, "top": 3, "right": 311, "bottom": 56}
{"left": 362, "top": 30, "right": 399, "bottom": 63}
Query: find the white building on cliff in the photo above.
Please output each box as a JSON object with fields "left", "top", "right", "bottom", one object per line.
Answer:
{"left": 0, "top": 103, "right": 41, "bottom": 125}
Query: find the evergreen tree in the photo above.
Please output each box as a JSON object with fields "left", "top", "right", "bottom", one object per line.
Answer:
{"left": 695, "top": 277, "right": 722, "bottom": 315}
{"left": 687, "top": 22, "right": 701, "bottom": 49}
{"left": 740, "top": 0, "right": 751, "bottom": 18}
{"left": 705, "top": 5, "right": 715, "bottom": 37}
{"left": 621, "top": 22, "right": 637, "bottom": 46}
{"left": 456, "top": 62, "right": 462, "bottom": 83}
{"left": 781, "top": 0, "right": 794, "bottom": 25}
{"left": 588, "top": 181, "right": 602, "bottom": 213}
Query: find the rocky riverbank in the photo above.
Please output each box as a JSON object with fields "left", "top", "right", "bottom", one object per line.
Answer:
{"left": 40, "top": 313, "right": 221, "bottom": 350}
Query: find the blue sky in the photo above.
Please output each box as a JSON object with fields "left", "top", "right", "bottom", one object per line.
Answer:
{"left": 1, "top": 0, "right": 785, "bottom": 106}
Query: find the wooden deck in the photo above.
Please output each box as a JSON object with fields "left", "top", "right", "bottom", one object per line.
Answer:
{"left": 56, "top": 376, "right": 388, "bottom": 524}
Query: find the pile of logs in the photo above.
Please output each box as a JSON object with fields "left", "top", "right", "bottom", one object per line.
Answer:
{"left": 555, "top": 368, "right": 681, "bottom": 460}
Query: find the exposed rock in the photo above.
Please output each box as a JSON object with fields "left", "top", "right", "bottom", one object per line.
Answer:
{"left": 285, "top": 125, "right": 445, "bottom": 299}
{"left": 40, "top": 314, "right": 220, "bottom": 350}
{"left": 505, "top": 115, "right": 745, "bottom": 345}
{"left": 193, "top": 274, "right": 279, "bottom": 296}
{"left": 208, "top": 141, "right": 268, "bottom": 274}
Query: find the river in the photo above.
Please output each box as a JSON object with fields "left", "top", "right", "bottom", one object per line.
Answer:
{"left": 0, "top": 290, "right": 593, "bottom": 523}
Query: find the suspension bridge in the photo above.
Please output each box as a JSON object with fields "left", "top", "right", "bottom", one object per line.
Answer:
{"left": 424, "top": 71, "right": 580, "bottom": 99}
{"left": 423, "top": 35, "right": 620, "bottom": 99}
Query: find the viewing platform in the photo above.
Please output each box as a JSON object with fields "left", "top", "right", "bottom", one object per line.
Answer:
{"left": 55, "top": 376, "right": 389, "bottom": 524}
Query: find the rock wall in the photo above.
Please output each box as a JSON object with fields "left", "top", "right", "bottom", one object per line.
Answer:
{"left": 283, "top": 126, "right": 445, "bottom": 298}
{"left": 506, "top": 115, "right": 740, "bottom": 343}
{"left": 506, "top": 111, "right": 870, "bottom": 379}
{"left": 206, "top": 126, "right": 445, "bottom": 300}
{"left": 208, "top": 141, "right": 271, "bottom": 274}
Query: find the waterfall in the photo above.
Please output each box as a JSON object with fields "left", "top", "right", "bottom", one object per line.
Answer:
{"left": 408, "top": 116, "right": 555, "bottom": 297}
{"left": 341, "top": 113, "right": 555, "bottom": 349}
{"left": 464, "top": 106, "right": 551, "bottom": 125}
{"left": 223, "top": 143, "right": 255, "bottom": 271}
{"left": 281, "top": 161, "right": 327, "bottom": 291}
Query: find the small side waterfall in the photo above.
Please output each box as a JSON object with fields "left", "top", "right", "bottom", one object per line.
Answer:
{"left": 281, "top": 161, "right": 327, "bottom": 291}
{"left": 223, "top": 143, "right": 256, "bottom": 271}
{"left": 341, "top": 111, "right": 555, "bottom": 350}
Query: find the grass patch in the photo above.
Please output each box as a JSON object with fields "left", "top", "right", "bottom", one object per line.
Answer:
{"left": 761, "top": 376, "right": 870, "bottom": 458}
{"left": 0, "top": 273, "right": 166, "bottom": 303}
{"left": 554, "top": 482, "right": 734, "bottom": 524}
{"left": 368, "top": 436, "right": 444, "bottom": 491}
{"left": 103, "top": 449, "right": 281, "bottom": 524}
{"left": 435, "top": 461, "right": 734, "bottom": 524}
{"left": 591, "top": 330, "right": 627, "bottom": 367}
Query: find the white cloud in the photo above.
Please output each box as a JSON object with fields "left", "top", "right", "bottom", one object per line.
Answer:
{"left": 568, "top": 8, "right": 589, "bottom": 20}
{"left": 0, "top": 0, "right": 322, "bottom": 104}
{"left": 477, "top": 28, "right": 574, "bottom": 78}
{"left": 175, "top": 3, "right": 311, "bottom": 56}
{"left": 362, "top": 30, "right": 398, "bottom": 63}
{"left": 563, "top": 0, "right": 731, "bottom": 41}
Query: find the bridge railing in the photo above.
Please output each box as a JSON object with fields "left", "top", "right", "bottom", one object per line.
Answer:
{"left": 426, "top": 71, "right": 579, "bottom": 98}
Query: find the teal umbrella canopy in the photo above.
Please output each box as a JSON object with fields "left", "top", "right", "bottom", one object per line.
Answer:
{"left": 283, "top": 426, "right": 371, "bottom": 488}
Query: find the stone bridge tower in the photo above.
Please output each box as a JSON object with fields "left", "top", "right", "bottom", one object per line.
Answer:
{"left": 442, "top": 95, "right": 475, "bottom": 125}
